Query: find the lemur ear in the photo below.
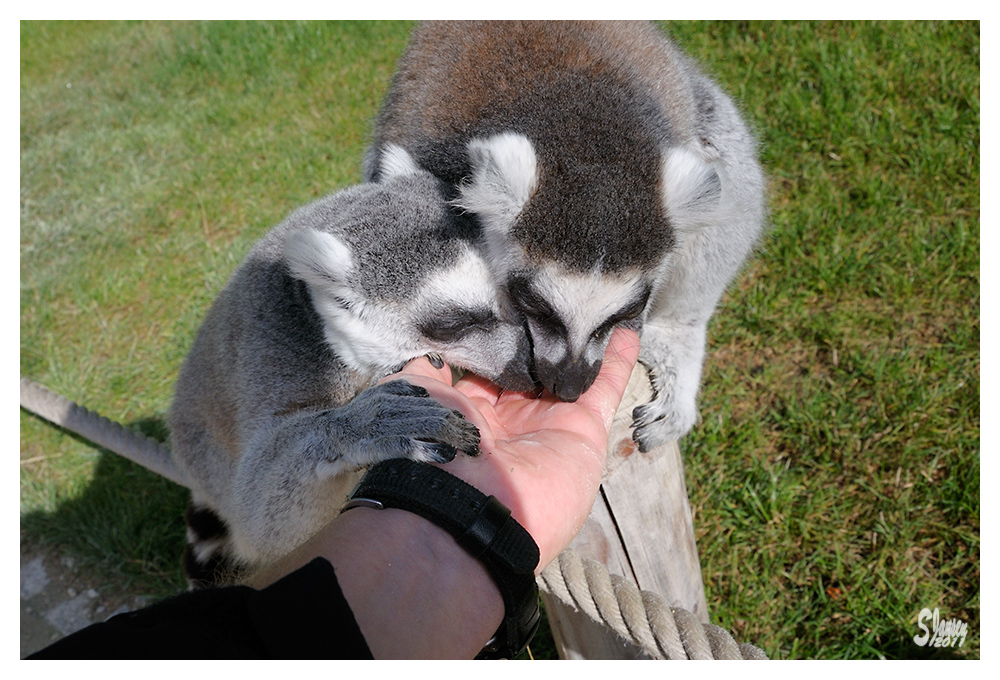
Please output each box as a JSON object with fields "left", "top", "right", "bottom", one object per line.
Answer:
{"left": 455, "top": 132, "right": 539, "bottom": 234}
{"left": 662, "top": 146, "right": 722, "bottom": 227}
{"left": 284, "top": 229, "right": 354, "bottom": 295}
{"left": 378, "top": 144, "right": 423, "bottom": 179}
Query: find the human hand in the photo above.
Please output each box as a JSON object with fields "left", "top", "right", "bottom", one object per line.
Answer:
{"left": 245, "top": 330, "right": 638, "bottom": 659}
{"left": 389, "top": 327, "right": 640, "bottom": 571}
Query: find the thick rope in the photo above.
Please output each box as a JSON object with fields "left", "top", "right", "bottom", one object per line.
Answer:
{"left": 539, "top": 550, "right": 768, "bottom": 659}
{"left": 19, "top": 377, "right": 192, "bottom": 489}
{"left": 21, "top": 377, "right": 767, "bottom": 659}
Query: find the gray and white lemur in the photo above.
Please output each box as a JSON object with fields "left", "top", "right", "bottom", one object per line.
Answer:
{"left": 169, "top": 147, "right": 533, "bottom": 584}
{"left": 364, "top": 21, "right": 766, "bottom": 451}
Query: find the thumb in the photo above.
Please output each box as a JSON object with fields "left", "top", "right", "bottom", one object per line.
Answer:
{"left": 576, "top": 328, "right": 641, "bottom": 434}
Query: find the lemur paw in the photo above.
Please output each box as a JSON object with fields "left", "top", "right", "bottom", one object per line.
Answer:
{"left": 630, "top": 367, "right": 698, "bottom": 452}
{"left": 631, "top": 401, "right": 697, "bottom": 451}
{"left": 348, "top": 379, "right": 480, "bottom": 465}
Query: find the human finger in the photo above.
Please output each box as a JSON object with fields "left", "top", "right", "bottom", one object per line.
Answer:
{"left": 575, "top": 328, "right": 641, "bottom": 433}
{"left": 453, "top": 371, "right": 504, "bottom": 406}
{"left": 378, "top": 355, "right": 454, "bottom": 386}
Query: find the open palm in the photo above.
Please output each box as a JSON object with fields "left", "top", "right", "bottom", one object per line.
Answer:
{"left": 392, "top": 328, "right": 640, "bottom": 570}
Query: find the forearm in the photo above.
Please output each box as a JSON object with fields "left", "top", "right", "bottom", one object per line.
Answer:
{"left": 246, "top": 504, "right": 504, "bottom": 659}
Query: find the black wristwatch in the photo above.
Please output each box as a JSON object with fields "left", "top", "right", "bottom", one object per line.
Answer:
{"left": 342, "top": 458, "right": 541, "bottom": 659}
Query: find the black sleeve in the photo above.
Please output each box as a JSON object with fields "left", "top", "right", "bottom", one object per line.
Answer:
{"left": 27, "top": 557, "right": 373, "bottom": 660}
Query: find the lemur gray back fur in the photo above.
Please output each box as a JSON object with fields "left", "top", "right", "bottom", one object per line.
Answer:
{"left": 169, "top": 153, "right": 532, "bottom": 582}
{"left": 365, "top": 21, "right": 766, "bottom": 447}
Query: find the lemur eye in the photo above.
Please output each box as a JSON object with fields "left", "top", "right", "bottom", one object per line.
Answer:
{"left": 507, "top": 276, "right": 566, "bottom": 337}
{"left": 419, "top": 307, "right": 498, "bottom": 342}
{"left": 617, "top": 286, "right": 652, "bottom": 321}
{"left": 592, "top": 286, "right": 652, "bottom": 340}
{"left": 507, "top": 277, "right": 552, "bottom": 318}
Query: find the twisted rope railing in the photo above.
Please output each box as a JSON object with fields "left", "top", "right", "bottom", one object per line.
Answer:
{"left": 21, "top": 376, "right": 767, "bottom": 659}
{"left": 539, "top": 550, "right": 767, "bottom": 659}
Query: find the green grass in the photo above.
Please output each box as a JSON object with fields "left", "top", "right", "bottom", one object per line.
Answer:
{"left": 20, "top": 19, "right": 414, "bottom": 597}
{"left": 20, "top": 21, "right": 979, "bottom": 658}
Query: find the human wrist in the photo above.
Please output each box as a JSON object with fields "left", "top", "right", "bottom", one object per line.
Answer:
{"left": 431, "top": 440, "right": 605, "bottom": 572}
{"left": 345, "top": 459, "right": 541, "bottom": 658}
{"left": 327, "top": 505, "right": 505, "bottom": 659}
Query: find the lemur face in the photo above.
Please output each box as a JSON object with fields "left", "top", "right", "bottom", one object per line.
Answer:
{"left": 286, "top": 229, "right": 534, "bottom": 389}
{"left": 453, "top": 131, "right": 723, "bottom": 403}
{"left": 455, "top": 132, "right": 660, "bottom": 401}
{"left": 283, "top": 151, "right": 535, "bottom": 390}
{"left": 414, "top": 248, "right": 536, "bottom": 391}
{"left": 506, "top": 266, "right": 649, "bottom": 402}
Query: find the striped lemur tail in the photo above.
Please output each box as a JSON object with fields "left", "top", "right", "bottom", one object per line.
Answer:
{"left": 20, "top": 377, "right": 237, "bottom": 587}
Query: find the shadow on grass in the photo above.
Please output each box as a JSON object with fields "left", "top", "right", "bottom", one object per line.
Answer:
{"left": 20, "top": 413, "right": 192, "bottom": 598}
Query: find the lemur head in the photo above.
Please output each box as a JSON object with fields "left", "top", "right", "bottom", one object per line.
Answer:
{"left": 284, "top": 146, "right": 535, "bottom": 390}
{"left": 455, "top": 131, "right": 722, "bottom": 402}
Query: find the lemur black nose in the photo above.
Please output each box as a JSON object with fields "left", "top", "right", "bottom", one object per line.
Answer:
{"left": 542, "top": 357, "right": 602, "bottom": 403}
{"left": 551, "top": 378, "right": 589, "bottom": 403}
{"left": 498, "top": 359, "right": 540, "bottom": 393}
{"left": 554, "top": 386, "right": 583, "bottom": 403}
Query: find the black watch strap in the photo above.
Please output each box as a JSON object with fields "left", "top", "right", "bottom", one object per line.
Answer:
{"left": 343, "top": 458, "right": 541, "bottom": 659}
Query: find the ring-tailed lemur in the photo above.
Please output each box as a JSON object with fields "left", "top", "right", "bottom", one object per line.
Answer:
{"left": 170, "top": 147, "right": 534, "bottom": 585}
{"left": 364, "top": 21, "right": 766, "bottom": 451}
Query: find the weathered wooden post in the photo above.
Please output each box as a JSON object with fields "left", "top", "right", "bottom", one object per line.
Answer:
{"left": 540, "top": 364, "right": 709, "bottom": 659}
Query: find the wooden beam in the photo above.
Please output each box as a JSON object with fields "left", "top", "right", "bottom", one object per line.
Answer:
{"left": 540, "top": 363, "right": 708, "bottom": 659}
